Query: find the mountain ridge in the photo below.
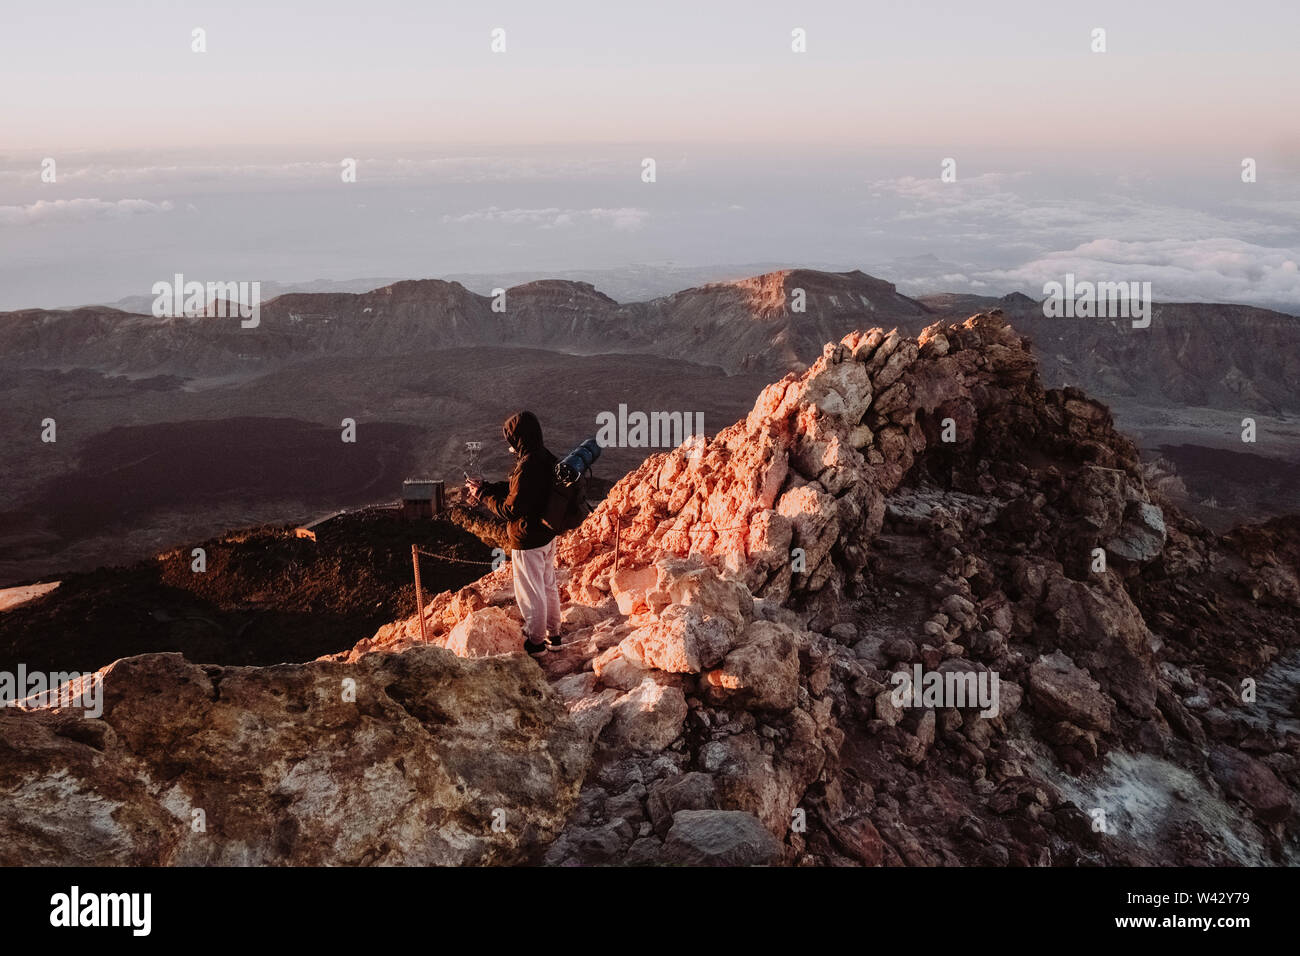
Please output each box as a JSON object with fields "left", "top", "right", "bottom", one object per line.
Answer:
{"left": 5, "top": 268, "right": 1298, "bottom": 413}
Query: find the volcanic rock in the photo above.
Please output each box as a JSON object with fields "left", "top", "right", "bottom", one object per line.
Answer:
{"left": 1027, "top": 651, "right": 1114, "bottom": 732}
{"left": 1209, "top": 747, "right": 1293, "bottom": 823}
{"left": 606, "top": 679, "right": 688, "bottom": 753}
{"left": 445, "top": 605, "right": 525, "bottom": 658}
{"left": 7, "top": 307, "right": 1300, "bottom": 868}
{"left": 703, "top": 620, "right": 802, "bottom": 713}
{"left": 662, "top": 809, "right": 783, "bottom": 866}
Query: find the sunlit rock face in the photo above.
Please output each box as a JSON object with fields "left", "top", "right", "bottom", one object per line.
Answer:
{"left": 557, "top": 311, "right": 1112, "bottom": 615}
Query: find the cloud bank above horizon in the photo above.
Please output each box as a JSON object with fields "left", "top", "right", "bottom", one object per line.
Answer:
{"left": 0, "top": 1, "right": 1296, "bottom": 311}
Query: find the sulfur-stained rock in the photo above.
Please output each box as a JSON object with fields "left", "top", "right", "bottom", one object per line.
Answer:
{"left": 0, "top": 648, "right": 590, "bottom": 866}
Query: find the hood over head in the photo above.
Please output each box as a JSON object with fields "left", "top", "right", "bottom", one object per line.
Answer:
{"left": 503, "top": 410, "right": 544, "bottom": 454}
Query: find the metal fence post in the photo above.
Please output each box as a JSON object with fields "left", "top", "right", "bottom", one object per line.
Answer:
{"left": 614, "top": 514, "right": 621, "bottom": 572}
{"left": 411, "top": 544, "right": 428, "bottom": 644}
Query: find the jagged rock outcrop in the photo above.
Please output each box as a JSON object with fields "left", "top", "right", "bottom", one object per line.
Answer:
{"left": 554, "top": 312, "right": 1145, "bottom": 620}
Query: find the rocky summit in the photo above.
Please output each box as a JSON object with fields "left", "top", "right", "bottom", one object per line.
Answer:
{"left": 4, "top": 311, "right": 1298, "bottom": 866}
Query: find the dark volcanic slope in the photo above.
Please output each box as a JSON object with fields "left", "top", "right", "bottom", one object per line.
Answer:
{"left": 1158, "top": 443, "right": 1300, "bottom": 520}
{"left": 0, "top": 347, "right": 772, "bottom": 585}
{"left": 0, "top": 509, "right": 491, "bottom": 674}
{"left": 33, "top": 417, "right": 417, "bottom": 539}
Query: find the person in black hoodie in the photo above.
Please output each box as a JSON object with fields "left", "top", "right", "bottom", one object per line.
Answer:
{"left": 465, "top": 410, "right": 562, "bottom": 654}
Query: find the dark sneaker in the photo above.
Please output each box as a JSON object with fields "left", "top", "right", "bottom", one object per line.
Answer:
{"left": 546, "top": 634, "right": 564, "bottom": 652}
{"left": 523, "top": 638, "right": 548, "bottom": 656}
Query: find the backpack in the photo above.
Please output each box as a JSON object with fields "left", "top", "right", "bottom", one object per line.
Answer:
{"left": 542, "top": 464, "right": 592, "bottom": 534}
{"left": 543, "top": 438, "right": 601, "bottom": 534}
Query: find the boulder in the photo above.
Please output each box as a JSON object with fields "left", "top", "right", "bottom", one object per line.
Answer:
{"left": 593, "top": 646, "right": 652, "bottom": 691}
{"left": 703, "top": 621, "right": 801, "bottom": 712}
{"left": 829, "top": 622, "right": 858, "bottom": 643}
{"left": 875, "top": 687, "right": 905, "bottom": 726}
{"left": 611, "top": 564, "right": 659, "bottom": 616}
{"left": 605, "top": 679, "right": 688, "bottom": 753}
{"left": 1209, "top": 747, "right": 1293, "bottom": 823}
{"left": 619, "top": 604, "right": 737, "bottom": 674}
{"left": 1041, "top": 572, "right": 1158, "bottom": 717}
{"left": 703, "top": 713, "right": 827, "bottom": 834}
{"left": 647, "top": 772, "right": 718, "bottom": 835}
{"left": 444, "top": 605, "right": 525, "bottom": 658}
{"left": 1027, "top": 651, "right": 1113, "bottom": 732}
{"left": 662, "top": 810, "right": 782, "bottom": 866}
{"left": 825, "top": 814, "right": 885, "bottom": 866}
{"left": 654, "top": 559, "right": 754, "bottom": 630}
{"left": 1106, "top": 501, "right": 1167, "bottom": 564}
{"left": 561, "top": 603, "right": 607, "bottom": 630}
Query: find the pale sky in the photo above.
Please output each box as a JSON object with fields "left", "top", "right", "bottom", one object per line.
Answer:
{"left": 3, "top": 0, "right": 1298, "bottom": 151}
{"left": 1, "top": 1, "right": 1297, "bottom": 311}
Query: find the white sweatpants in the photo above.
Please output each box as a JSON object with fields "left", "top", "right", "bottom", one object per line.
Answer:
{"left": 512, "top": 538, "right": 561, "bottom": 641}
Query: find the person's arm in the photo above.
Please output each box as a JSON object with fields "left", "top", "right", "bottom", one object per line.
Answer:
{"left": 477, "top": 467, "right": 517, "bottom": 515}
{"left": 476, "top": 478, "right": 509, "bottom": 504}
{"left": 480, "top": 470, "right": 522, "bottom": 520}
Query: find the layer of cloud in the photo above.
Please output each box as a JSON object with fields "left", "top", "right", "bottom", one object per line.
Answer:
{"left": 867, "top": 172, "right": 1298, "bottom": 244}
{"left": 928, "top": 238, "right": 1300, "bottom": 309}
{"left": 0, "top": 198, "right": 174, "bottom": 227}
{"left": 869, "top": 171, "right": 1029, "bottom": 204}
{"left": 0, "top": 155, "right": 622, "bottom": 187}
{"left": 441, "top": 205, "right": 649, "bottom": 231}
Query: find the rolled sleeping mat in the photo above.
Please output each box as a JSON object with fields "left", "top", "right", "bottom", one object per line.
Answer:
{"left": 555, "top": 437, "right": 601, "bottom": 486}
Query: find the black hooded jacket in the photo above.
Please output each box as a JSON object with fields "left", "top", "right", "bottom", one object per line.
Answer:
{"left": 478, "top": 410, "right": 558, "bottom": 551}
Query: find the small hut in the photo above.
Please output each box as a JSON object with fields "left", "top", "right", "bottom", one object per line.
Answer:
{"left": 402, "top": 479, "right": 445, "bottom": 520}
